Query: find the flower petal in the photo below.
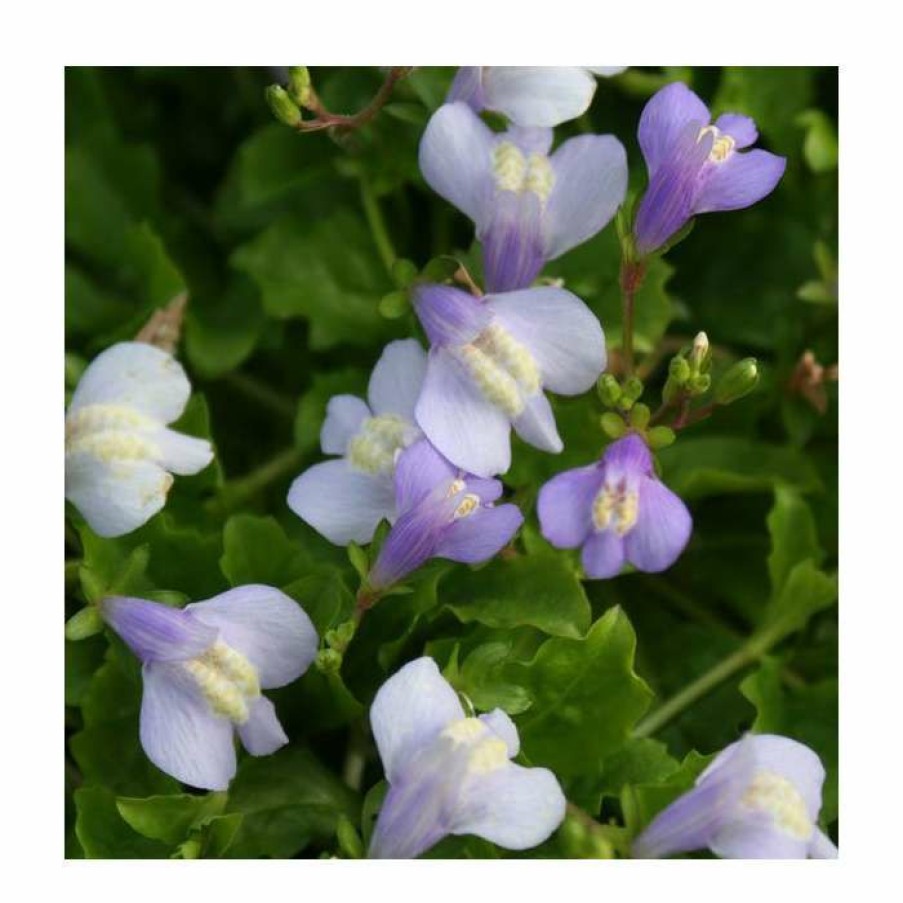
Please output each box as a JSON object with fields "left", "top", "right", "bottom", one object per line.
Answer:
{"left": 419, "top": 102, "right": 495, "bottom": 229}
{"left": 537, "top": 464, "right": 603, "bottom": 548}
{"left": 743, "top": 734, "right": 826, "bottom": 821}
{"left": 237, "top": 695, "right": 289, "bottom": 756}
{"left": 140, "top": 661, "right": 236, "bottom": 791}
{"left": 68, "top": 342, "right": 192, "bottom": 424}
{"left": 512, "top": 391, "right": 562, "bottom": 453}
{"left": 101, "top": 596, "right": 218, "bottom": 663}
{"left": 370, "top": 657, "right": 464, "bottom": 784}
{"left": 65, "top": 450, "right": 172, "bottom": 538}
{"left": 393, "top": 439, "right": 457, "bottom": 513}
{"left": 415, "top": 346, "right": 512, "bottom": 479}
{"left": 435, "top": 503, "right": 523, "bottom": 564}
{"left": 581, "top": 530, "right": 625, "bottom": 579}
{"left": 586, "top": 66, "right": 627, "bottom": 77}
{"left": 367, "top": 339, "right": 429, "bottom": 421}
{"left": 481, "top": 190, "right": 545, "bottom": 293}
{"left": 320, "top": 395, "right": 371, "bottom": 456}
{"left": 714, "top": 113, "right": 758, "bottom": 148}
{"left": 153, "top": 428, "right": 214, "bottom": 475}
{"left": 624, "top": 476, "right": 692, "bottom": 573}
{"left": 287, "top": 458, "right": 396, "bottom": 545}
{"left": 487, "top": 286, "right": 606, "bottom": 395}
{"left": 483, "top": 67, "right": 596, "bottom": 128}
{"left": 450, "top": 762, "right": 566, "bottom": 849}
{"left": 446, "top": 67, "right": 485, "bottom": 111}
{"left": 479, "top": 709, "right": 519, "bottom": 757}
{"left": 504, "top": 125, "right": 554, "bottom": 156}
{"left": 809, "top": 828, "right": 838, "bottom": 859}
{"left": 709, "top": 819, "right": 809, "bottom": 859}
{"left": 413, "top": 284, "right": 491, "bottom": 348}
{"left": 694, "top": 149, "right": 786, "bottom": 214}
{"left": 638, "top": 82, "right": 711, "bottom": 177}
{"left": 186, "top": 585, "right": 318, "bottom": 689}
{"left": 544, "top": 134, "right": 628, "bottom": 259}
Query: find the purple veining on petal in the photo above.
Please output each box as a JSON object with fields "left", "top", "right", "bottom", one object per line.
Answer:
{"left": 412, "top": 284, "right": 491, "bottom": 347}
{"left": 481, "top": 191, "right": 546, "bottom": 293}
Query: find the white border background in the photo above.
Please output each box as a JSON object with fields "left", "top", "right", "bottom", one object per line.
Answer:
{"left": 2, "top": 0, "right": 896, "bottom": 898}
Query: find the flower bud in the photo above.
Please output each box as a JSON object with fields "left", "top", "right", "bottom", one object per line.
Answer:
{"left": 378, "top": 290, "right": 409, "bottom": 319}
{"left": 646, "top": 425, "right": 676, "bottom": 450}
{"left": 688, "top": 373, "right": 711, "bottom": 396}
{"left": 391, "top": 258, "right": 419, "bottom": 289}
{"left": 629, "top": 403, "right": 651, "bottom": 430}
{"left": 668, "top": 355, "right": 691, "bottom": 385}
{"left": 715, "top": 358, "right": 759, "bottom": 405}
{"left": 316, "top": 648, "right": 343, "bottom": 674}
{"left": 690, "top": 331, "right": 711, "bottom": 372}
{"left": 621, "top": 376, "right": 644, "bottom": 405}
{"left": 265, "top": 85, "right": 302, "bottom": 127}
{"left": 597, "top": 373, "right": 621, "bottom": 407}
{"left": 600, "top": 413, "right": 627, "bottom": 439}
{"left": 287, "top": 66, "right": 314, "bottom": 108}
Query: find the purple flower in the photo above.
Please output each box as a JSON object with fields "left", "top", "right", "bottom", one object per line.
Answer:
{"left": 412, "top": 283, "right": 606, "bottom": 478}
{"left": 448, "top": 67, "right": 626, "bottom": 128}
{"left": 633, "top": 82, "right": 787, "bottom": 256}
{"left": 537, "top": 433, "right": 691, "bottom": 579}
{"left": 420, "top": 101, "right": 627, "bottom": 291}
{"left": 287, "top": 339, "right": 426, "bottom": 545}
{"left": 100, "top": 587, "right": 318, "bottom": 790}
{"left": 368, "top": 439, "right": 522, "bottom": 590}
{"left": 65, "top": 342, "right": 214, "bottom": 538}
{"left": 633, "top": 734, "right": 838, "bottom": 859}
{"left": 368, "top": 657, "right": 565, "bottom": 858}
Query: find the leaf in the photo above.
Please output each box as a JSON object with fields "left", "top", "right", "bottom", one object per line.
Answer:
{"left": 766, "top": 485, "right": 823, "bottom": 595}
{"left": 657, "top": 437, "right": 822, "bottom": 500}
{"left": 797, "top": 109, "right": 838, "bottom": 173}
{"left": 74, "top": 787, "right": 169, "bottom": 859}
{"left": 220, "top": 514, "right": 308, "bottom": 588}
{"left": 225, "top": 746, "right": 360, "bottom": 858}
{"left": 453, "top": 640, "right": 534, "bottom": 715}
{"left": 510, "top": 608, "right": 653, "bottom": 776}
{"left": 760, "top": 559, "right": 837, "bottom": 641}
{"left": 231, "top": 209, "right": 401, "bottom": 350}
{"left": 442, "top": 551, "right": 592, "bottom": 639}
{"left": 116, "top": 792, "right": 227, "bottom": 845}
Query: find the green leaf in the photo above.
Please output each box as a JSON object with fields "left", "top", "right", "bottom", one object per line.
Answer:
{"left": 761, "top": 559, "right": 837, "bottom": 640}
{"left": 797, "top": 109, "right": 838, "bottom": 173}
{"left": 116, "top": 793, "right": 227, "bottom": 845}
{"left": 74, "top": 787, "right": 169, "bottom": 859}
{"left": 452, "top": 640, "right": 535, "bottom": 715}
{"left": 231, "top": 209, "right": 400, "bottom": 350}
{"left": 65, "top": 605, "right": 104, "bottom": 641}
{"left": 766, "top": 485, "right": 823, "bottom": 595}
{"left": 220, "top": 514, "right": 308, "bottom": 587}
{"left": 657, "top": 437, "right": 822, "bottom": 500}
{"left": 225, "top": 746, "right": 360, "bottom": 858}
{"left": 511, "top": 608, "right": 653, "bottom": 776}
{"left": 442, "top": 551, "right": 591, "bottom": 639}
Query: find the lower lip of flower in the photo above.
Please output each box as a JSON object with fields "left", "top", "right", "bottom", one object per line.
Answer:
{"left": 182, "top": 640, "right": 261, "bottom": 724}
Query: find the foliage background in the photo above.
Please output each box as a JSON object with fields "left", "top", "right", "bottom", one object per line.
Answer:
{"left": 64, "top": 66, "right": 838, "bottom": 859}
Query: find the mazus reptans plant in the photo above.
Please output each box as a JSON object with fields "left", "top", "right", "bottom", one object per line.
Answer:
{"left": 100, "top": 586, "right": 318, "bottom": 790}
{"left": 633, "top": 82, "right": 787, "bottom": 257}
{"left": 287, "top": 339, "right": 426, "bottom": 544}
{"left": 367, "top": 438, "right": 522, "bottom": 591}
{"left": 420, "top": 101, "right": 627, "bottom": 291}
{"left": 632, "top": 734, "right": 838, "bottom": 859}
{"left": 65, "top": 342, "right": 213, "bottom": 538}
{"left": 412, "top": 283, "right": 606, "bottom": 477}
{"left": 537, "top": 433, "right": 691, "bottom": 578}
{"left": 368, "top": 657, "right": 565, "bottom": 858}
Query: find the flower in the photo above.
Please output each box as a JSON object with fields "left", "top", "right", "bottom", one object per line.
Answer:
{"left": 537, "top": 433, "right": 691, "bottom": 578}
{"left": 368, "top": 657, "right": 565, "bottom": 858}
{"left": 287, "top": 339, "right": 426, "bottom": 545}
{"left": 420, "top": 101, "right": 627, "bottom": 291}
{"left": 65, "top": 342, "right": 214, "bottom": 538}
{"left": 633, "top": 82, "right": 787, "bottom": 256}
{"left": 632, "top": 734, "right": 838, "bottom": 859}
{"left": 100, "top": 586, "right": 318, "bottom": 790}
{"left": 448, "top": 67, "right": 626, "bottom": 128}
{"left": 412, "top": 283, "right": 606, "bottom": 477}
{"left": 368, "top": 439, "right": 522, "bottom": 590}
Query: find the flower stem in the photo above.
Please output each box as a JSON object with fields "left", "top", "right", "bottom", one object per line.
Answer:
{"left": 359, "top": 177, "right": 395, "bottom": 275}
{"left": 211, "top": 446, "right": 304, "bottom": 514}
{"left": 223, "top": 371, "right": 296, "bottom": 420}
{"left": 619, "top": 260, "right": 646, "bottom": 376}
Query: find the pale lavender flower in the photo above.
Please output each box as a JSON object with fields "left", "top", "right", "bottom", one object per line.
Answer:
{"left": 448, "top": 67, "right": 627, "bottom": 128}
{"left": 412, "top": 283, "right": 606, "bottom": 477}
{"left": 633, "top": 82, "right": 787, "bottom": 256}
{"left": 368, "top": 657, "right": 565, "bottom": 858}
{"left": 537, "top": 433, "right": 691, "bottom": 578}
{"left": 368, "top": 439, "right": 522, "bottom": 591}
{"left": 65, "top": 342, "right": 214, "bottom": 538}
{"left": 633, "top": 734, "right": 838, "bottom": 859}
{"left": 287, "top": 339, "right": 426, "bottom": 545}
{"left": 420, "top": 101, "right": 627, "bottom": 291}
{"left": 100, "top": 587, "right": 318, "bottom": 790}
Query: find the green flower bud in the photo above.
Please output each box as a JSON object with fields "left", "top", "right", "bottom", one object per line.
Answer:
{"left": 316, "top": 648, "right": 343, "bottom": 674}
{"left": 378, "top": 290, "right": 409, "bottom": 319}
{"left": 600, "top": 413, "right": 627, "bottom": 439}
{"left": 714, "top": 357, "right": 760, "bottom": 404}
{"left": 622, "top": 376, "right": 644, "bottom": 405}
{"left": 265, "top": 85, "right": 302, "bottom": 127}
{"left": 391, "top": 258, "right": 419, "bottom": 289}
{"left": 629, "top": 402, "right": 651, "bottom": 430}
{"left": 690, "top": 331, "right": 711, "bottom": 372}
{"left": 335, "top": 619, "right": 356, "bottom": 647}
{"left": 646, "top": 425, "right": 676, "bottom": 450}
{"left": 688, "top": 373, "right": 711, "bottom": 396}
{"left": 661, "top": 376, "right": 682, "bottom": 405}
{"left": 597, "top": 373, "right": 621, "bottom": 407}
{"left": 65, "top": 605, "right": 104, "bottom": 642}
{"left": 287, "top": 66, "right": 313, "bottom": 108}
{"left": 668, "top": 355, "right": 691, "bottom": 385}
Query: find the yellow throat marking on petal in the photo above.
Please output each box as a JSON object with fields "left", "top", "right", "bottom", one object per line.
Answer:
{"left": 698, "top": 125, "right": 736, "bottom": 164}
{"left": 183, "top": 640, "right": 261, "bottom": 724}
{"left": 453, "top": 493, "right": 480, "bottom": 520}
{"left": 347, "top": 413, "right": 411, "bottom": 475}
{"left": 492, "top": 142, "right": 555, "bottom": 203}
{"left": 741, "top": 770, "right": 813, "bottom": 840}
{"left": 592, "top": 482, "right": 639, "bottom": 536}
{"left": 65, "top": 403, "right": 160, "bottom": 463}
{"left": 441, "top": 717, "right": 509, "bottom": 775}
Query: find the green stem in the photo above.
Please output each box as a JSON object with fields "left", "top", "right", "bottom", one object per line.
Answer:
{"left": 223, "top": 371, "right": 296, "bottom": 420}
{"left": 360, "top": 177, "right": 395, "bottom": 275}
{"left": 618, "top": 260, "right": 645, "bottom": 376}
{"left": 212, "top": 446, "right": 304, "bottom": 514}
